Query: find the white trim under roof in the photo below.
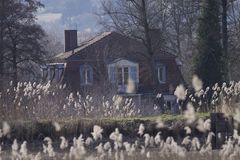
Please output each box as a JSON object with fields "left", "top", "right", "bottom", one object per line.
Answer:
{"left": 46, "top": 63, "right": 66, "bottom": 69}
{"left": 108, "top": 58, "right": 138, "bottom": 68}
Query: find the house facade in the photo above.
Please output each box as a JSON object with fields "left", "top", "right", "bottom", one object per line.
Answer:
{"left": 42, "top": 30, "right": 184, "bottom": 113}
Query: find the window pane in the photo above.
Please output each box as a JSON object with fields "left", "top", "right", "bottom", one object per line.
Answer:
{"left": 129, "top": 66, "right": 137, "bottom": 82}
{"left": 159, "top": 68, "right": 163, "bottom": 81}
{"left": 167, "top": 101, "right": 171, "bottom": 110}
{"left": 158, "top": 66, "right": 166, "bottom": 83}
{"left": 124, "top": 67, "right": 129, "bottom": 85}
{"left": 55, "top": 68, "right": 59, "bottom": 81}
{"left": 84, "top": 68, "right": 88, "bottom": 84}
{"left": 58, "top": 68, "right": 64, "bottom": 80}
{"left": 86, "top": 69, "right": 91, "bottom": 84}
{"left": 80, "top": 65, "right": 93, "bottom": 85}
{"left": 117, "top": 67, "right": 122, "bottom": 85}
{"left": 43, "top": 69, "right": 48, "bottom": 78}
{"left": 50, "top": 68, "right": 55, "bottom": 79}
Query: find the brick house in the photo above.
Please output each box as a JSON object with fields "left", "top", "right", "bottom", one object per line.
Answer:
{"left": 42, "top": 30, "right": 184, "bottom": 113}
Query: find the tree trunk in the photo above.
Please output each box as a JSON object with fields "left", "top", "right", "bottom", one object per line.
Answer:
{"left": 141, "top": 0, "right": 153, "bottom": 56}
{"left": 176, "top": 31, "right": 182, "bottom": 59}
{"left": 12, "top": 46, "right": 18, "bottom": 87}
{"left": 141, "top": 0, "right": 158, "bottom": 86}
{"left": 221, "top": 0, "right": 230, "bottom": 81}
{"left": 0, "top": 0, "right": 5, "bottom": 90}
{"left": 0, "top": 27, "right": 3, "bottom": 90}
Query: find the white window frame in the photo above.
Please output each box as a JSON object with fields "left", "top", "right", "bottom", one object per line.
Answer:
{"left": 117, "top": 66, "right": 129, "bottom": 86}
{"left": 108, "top": 59, "right": 139, "bottom": 84}
{"left": 80, "top": 65, "right": 93, "bottom": 86}
{"left": 108, "top": 59, "right": 139, "bottom": 93}
{"left": 45, "top": 63, "right": 65, "bottom": 81}
{"left": 84, "top": 67, "right": 92, "bottom": 85}
{"left": 157, "top": 64, "right": 166, "bottom": 84}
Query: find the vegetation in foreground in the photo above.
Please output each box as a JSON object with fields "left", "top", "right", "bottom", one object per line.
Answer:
{"left": 0, "top": 75, "right": 239, "bottom": 121}
{"left": 0, "top": 111, "right": 240, "bottom": 160}
{"left": 0, "top": 76, "right": 239, "bottom": 159}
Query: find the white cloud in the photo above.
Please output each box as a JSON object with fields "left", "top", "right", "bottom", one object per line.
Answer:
{"left": 65, "top": 13, "right": 98, "bottom": 31}
{"left": 37, "top": 13, "right": 62, "bottom": 23}
{"left": 68, "top": 13, "right": 97, "bottom": 22}
{"left": 90, "top": 0, "right": 102, "bottom": 8}
{"left": 84, "top": 27, "right": 92, "bottom": 33}
{"left": 37, "top": 7, "right": 47, "bottom": 14}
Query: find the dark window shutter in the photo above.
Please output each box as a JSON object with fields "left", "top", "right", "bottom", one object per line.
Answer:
{"left": 109, "top": 66, "right": 116, "bottom": 83}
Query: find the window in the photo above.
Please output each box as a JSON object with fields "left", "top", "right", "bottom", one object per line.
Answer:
{"left": 58, "top": 68, "right": 64, "bottom": 80}
{"left": 117, "top": 67, "right": 122, "bottom": 85}
{"left": 57, "top": 64, "right": 65, "bottom": 81}
{"left": 117, "top": 67, "right": 129, "bottom": 85}
{"left": 42, "top": 68, "right": 48, "bottom": 79}
{"left": 124, "top": 67, "right": 129, "bottom": 84}
{"left": 129, "top": 66, "right": 137, "bottom": 81}
{"left": 163, "top": 95, "right": 178, "bottom": 114}
{"left": 44, "top": 64, "right": 65, "bottom": 81}
{"left": 157, "top": 64, "right": 166, "bottom": 83}
{"left": 49, "top": 68, "right": 55, "bottom": 80}
{"left": 108, "top": 60, "right": 139, "bottom": 84}
{"left": 80, "top": 65, "right": 93, "bottom": 86}
{"left": 108, "top": 59, "right": 139, "bottom": 93}
{"left": 166, "top": 101, "right": 172, "bottom": 111}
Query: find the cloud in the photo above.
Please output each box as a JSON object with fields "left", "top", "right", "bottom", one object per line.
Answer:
{"left": 90, "top": 0, "right": 102, "bottom": 8}
{"left": 84, "top": 27, "right": 92, "bottom": 33}
{"left": 37, "top": 13, "right": 63, "bottom": 23}
{"left": 64, "top": 13, "right": 98, "bottom": 31}
{"left": 37, "top": 7, "right": 47, "bottom": 14}
{"left": 36, "top": 0, "right": 102, "bottom": 44}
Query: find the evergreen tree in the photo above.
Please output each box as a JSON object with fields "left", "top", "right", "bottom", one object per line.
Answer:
{"left": 0, "top": 0, "right": 46, "bottom": 87}
{"left": 194, "top": 0, "right": 225, "bottom": 87}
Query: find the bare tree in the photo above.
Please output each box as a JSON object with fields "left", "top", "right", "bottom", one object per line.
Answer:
{"left": 167, "top": 0, "right": 200, "bottom": 83}
{"left": 98, "top": 0, "right": 240, "bottom": 84}
{"left": 228, "top": 0, "right": 240, "bottom": 80}
{"left": 168, "top": 0, "right": 200, "bottom": 56}
{"left": 98, "top": 0, "right": 171, "bottom": 85}
{"left": 98, "top": 0, "right": 204, "bottom": 83}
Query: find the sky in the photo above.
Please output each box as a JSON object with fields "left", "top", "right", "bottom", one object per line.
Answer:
{"left": 37, "top": 0, "right": 102, "bottom": 36}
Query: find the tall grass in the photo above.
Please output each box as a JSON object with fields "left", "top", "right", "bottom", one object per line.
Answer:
{"left": 0, "top": 81, "right": 140, "bottom": 121}
{"left": 0, "top": 76, "right": 240, "bottom": 159}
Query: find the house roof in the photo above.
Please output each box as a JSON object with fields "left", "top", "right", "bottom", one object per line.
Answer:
{"left": 54, "top": 32, "right": 112, "bottom": 60}
{"left": 53, "top": 31, "right": 177, "bottom": 61}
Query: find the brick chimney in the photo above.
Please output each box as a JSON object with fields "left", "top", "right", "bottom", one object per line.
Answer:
{"left": 64, "top": 30, "right": 78, "bottom": 52}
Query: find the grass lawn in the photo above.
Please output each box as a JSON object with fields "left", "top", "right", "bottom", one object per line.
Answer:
{"left": 99, "top": 112, "right": 210, "bottom": 122}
